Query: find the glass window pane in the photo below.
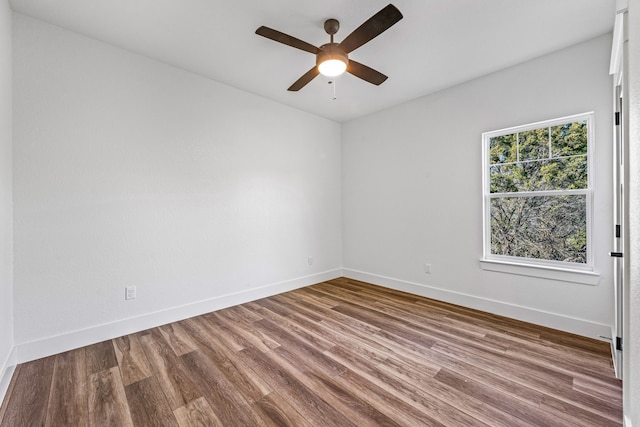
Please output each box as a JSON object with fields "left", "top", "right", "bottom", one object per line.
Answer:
{"left": 490, "top": 156, "right": 588, "bottom": 193}
{"left": 490, "top": 195, "right": 586, "bottom": 263}
{"left": 518, "top": 128, "right": 549, "bottom": 161}
{"left": 551, "top": 120, "right": 587, "bottom": 158}
{"left": 489, "top": 133, "right": 517, "bottom": 164}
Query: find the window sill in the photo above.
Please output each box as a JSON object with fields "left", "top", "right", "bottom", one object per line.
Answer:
{"left": 479, "top": 259, "right": 600, "bottom": 285}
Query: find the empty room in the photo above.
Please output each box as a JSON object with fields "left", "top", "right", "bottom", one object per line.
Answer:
{"left": 1, "top": 0, "right": 639, "bottom": 426}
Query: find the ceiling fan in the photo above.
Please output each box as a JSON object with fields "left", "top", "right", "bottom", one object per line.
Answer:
{"left": 255, "top": 4, "right": 403, "bottom": 91}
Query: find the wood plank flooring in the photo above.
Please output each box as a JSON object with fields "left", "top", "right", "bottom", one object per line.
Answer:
{"left": 0, "top": 278, "right": 622, "bottom": 426}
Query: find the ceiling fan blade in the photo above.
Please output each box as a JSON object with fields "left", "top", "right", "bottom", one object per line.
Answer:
{"left": 347, "top": 60, "right": 388, "bottom": 85}
{"left": 288, "top": 67, "right": 320, "bottom": 91}
{"left": 338, "top": 4, "right": 403, "bottom": 54}
{"left": 255, "top": 26, "right": 319, "bottom": 54}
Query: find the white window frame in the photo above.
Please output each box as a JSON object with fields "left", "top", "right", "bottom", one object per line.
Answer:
{"left": 481, "top": 112, "right": 597, "bottom": 284}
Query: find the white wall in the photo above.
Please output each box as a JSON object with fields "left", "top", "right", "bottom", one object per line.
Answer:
{"left": 626, "top": 1, "right": 640, "bottom": 425}
{"left": 0, "top": 0, "right": 14, "bottom": 398}
{"left": 12, "top": 14, "right": 342, "bottom": 361}
{"left": 342, "top": 34, "right": 614, "bottom": 338}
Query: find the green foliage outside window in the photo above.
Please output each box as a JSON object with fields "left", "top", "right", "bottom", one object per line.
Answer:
{"left": 486, "top": 119, "right": 589, "bottom": 264}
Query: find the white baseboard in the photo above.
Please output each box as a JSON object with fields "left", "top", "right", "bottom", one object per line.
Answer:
{"left": 625, "top": 416, "right": 633, "bottom": 427}
{"left": 343, "top": 269, "right": 611, "bottom": 340}
{"left": 16, "top": 269, "right": 343, "bottom": 364}
{"left": 0, "top": 346, "right": 17, "bottom": 407}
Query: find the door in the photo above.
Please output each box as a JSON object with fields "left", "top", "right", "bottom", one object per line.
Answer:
{"left": 610, "top": 6, "right": 628, "bottom": 380}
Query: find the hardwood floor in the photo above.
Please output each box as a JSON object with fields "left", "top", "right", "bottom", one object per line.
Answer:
{"left": 0, "top": 278, "right": 622, "bottom": 426}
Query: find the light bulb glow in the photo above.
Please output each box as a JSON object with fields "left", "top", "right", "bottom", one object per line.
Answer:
{"left": 318, "top": 58, "right": 347, "bottom": 77}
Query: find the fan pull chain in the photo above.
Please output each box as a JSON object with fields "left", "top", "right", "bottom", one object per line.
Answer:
{"left": 329, "top": 79, "right": 337, "bottom": 100}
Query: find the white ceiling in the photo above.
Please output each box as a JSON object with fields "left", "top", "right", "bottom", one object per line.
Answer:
{"left": 9, "top": 0, "right": 615, "bottom": 122}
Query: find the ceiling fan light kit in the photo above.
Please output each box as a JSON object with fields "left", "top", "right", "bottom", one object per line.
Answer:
{"left": 256, "top": 4, "right": 403, "bottom": 91}
{"left": 317, "top": 46, "right": 348, "bottom": 77}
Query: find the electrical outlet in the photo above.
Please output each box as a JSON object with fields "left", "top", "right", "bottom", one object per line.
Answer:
{"left": 308, "top": 256, "right": 314, "bottom": 265}
{"left": 424, "top": 264, "right": 432, "bottom": 274}
{"left": 125, "top": 286, "right": 137, "bottom": 300}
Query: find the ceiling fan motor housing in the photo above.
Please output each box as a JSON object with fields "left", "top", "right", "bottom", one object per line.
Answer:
{"left": 316, "top": 43, "right": 348, "bottom": 67}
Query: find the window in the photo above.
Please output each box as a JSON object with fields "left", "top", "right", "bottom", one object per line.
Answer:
{"left": 482, "top": 113, "right": 594, "bottom": 272}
